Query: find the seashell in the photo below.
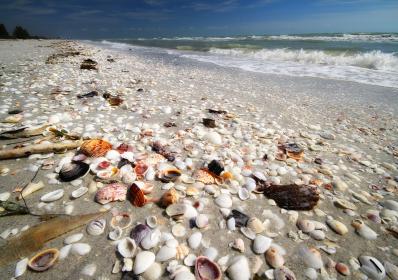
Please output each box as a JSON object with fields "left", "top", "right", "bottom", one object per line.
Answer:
{"left": 304, "top": 268, "right": 317, "bottom": 279}
{"left": 274, "top": 266, "right": 297, "bottom": 280}
{"left": 326, "top": 218, "right": 348, "bottom": 235}
{"left": 64, "top": 233, "right": 83, "bottom": 245}
{"left": 176, "top": 244, "right": 190, "bottom": 260}
{"left": 384, "top": 261, "right": 398, "bottom": 280}
{"left": 265, "top": 248, "right": 284, "bottom": 268}
{"left": 95, "top": 183, "right": 127, "bottom": 204}
{"left": 229, "top": 238, "right": 245, "bottom": 252}
{"left": 263, "top": 184, "right": 320, "bottom": 211}
{"left": 146, "top": 216, "right": 158, "bottom": 228}
{"left": 142, "top": 262, "right": 163, "bottom": 280}
{"left": 335, "top": 262, "right": 350, "bottom": 276}
{"left": 160, "top": 188, "right": 179, "bottom": 207}
{"left": 215, "top": 193, "right": 232, "bottom": 208}
{"left": 156, "top": 245, "right": 177, "bottom": 262}
{"left": 86, "top": 218, "right": 106, "bottom": 236}
{"left": 188, "top": 232, "right": 202, "bottom": 249}
{"left": 111, "top": 212, "right": 132, "bottom": 229}
{"left": 141, "top": 229, "right": 161, "bottom": 250}
{"left": 172, "top": 223, "right": 186, "bottom": 237}
{"left": 230, "top": 209, "right": 249, "bottom": 227}
{"left": 40, "top": 189, "right": 64, "bottom": 202}
{"left": 195, "top": 256, "right": 222, "bottom": 280}
{"left": 109, "top": 227, "right": 123, "bottom": 241}
{"left": 59, "top": 245, "right": 72, "bottom": 260}
{"left": 238, "top": 188, "right": 250, "bottom": 200}
{"left": 17, "top": 181, "right": 44, "bottom": 200}
{"left": 334, "top": 198, "right": 357, "bottom": 210}
{"left": 134, "top": 251, "right": 155, "bottom": 275}
{"left": 158, "top": 168, "right": 182, "bottom": 183}
{"left": 134, "top": 181, "right": 154, "bottom": 195}
{"left": 166, "top": 203, "right": 187, "bottom": 219}
{"left": 359, "top": 256, "right": 386, "bottom": 280}
{"left": 117, "top": 237, "right": 137, "bottom": 258}
{"left": 15, "top": 258, "right": 28, "bottom": 278}
{"left": 310, "top": 230, "right": 325, "bottom": 240}
{"left": 28, "top": 248, "right": 59, "bottom": 272}
{"left": 129, "top": 183, "right": 148, "bottom": 207}
{"left": 299, "top": 246, "right": 323, "bottom": 269}
{"left": 175, "top": 271, "right": 196, "bottom": 280}
{"left": 80, "top": 139, "right": 112, "bottom": 157}
{"left": 204, "top": 247, "right": 218, "bottom": 261}
{"left": 195, "top": 214, "right": 209, "bottom": 229}
{"left": 184, "top": 254, "right": 197, "bottom": 267}
{"left": 381, "top": 200, "right": 398, "bottom": 211}
{"left": 240, "top": 227, "right": 256, "bottom": 240}
{"left": 71, "top": 186, "right": 88, "bottom": 199}
{"left": 130, "top": 224, "right": 151, "bottom": 245}
{"left": 227, "top": 217, "right": 236, "bottom": 231}
{"left": 81, "top": 263, "right": 96, "bottom": 276}
{"left": 71, "top": 243, "right": 91, "bottom": 256}
{"left": 208, "top": 160, "right": 224, "bottom": 176}
{"left": 59, "top": 161, "right": 90, "bottom": 182}
{"left": 134, "top": 161, "right": 149, "bottom": 179}
{"left": 247, "top": 217, "right": 265, "bottom": 234}
{"left": 249, "top": 255, "right": 263, "bottom": 274}
{"left": 252, "top": 235, "right": 272, "bottom": 254}
{"left": 227, "top": 255, "right": 250, "bottom": 280}
{"left": 351, "top": 219, "right": 378, "bottom": 240}
{"left": 297, "top": 219, "right": 315, "bottom": 233}
{"left": 193, "top": 169, "right": 217, "bottom": 185}
{"left": 122, "top": 257, "right": 133, "bottom": 272}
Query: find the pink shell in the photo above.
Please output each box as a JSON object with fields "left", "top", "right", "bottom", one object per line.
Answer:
{"left": 95, "top": 183, "right": 127, "bottom": 205}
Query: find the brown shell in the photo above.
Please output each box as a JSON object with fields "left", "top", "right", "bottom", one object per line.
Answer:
{"left": 195, "top": 256, "right": 222, "bottom": 280}
{"left": 28, "top": 248, "right": 59, "bottom": 272}
{"left": 80, "top": 139, "right": 112, "bottom": 157}
{"left": 160, "top": 188, "right": 179, "bottom": 208}
{"left": 264, "top": 184, "right": 320, "bottom": 211}
{"left": 129, "top": 183, "right": 147, "bottom": 207}
{"left": 286, "top": 150, "right": 304, "bottom": 161}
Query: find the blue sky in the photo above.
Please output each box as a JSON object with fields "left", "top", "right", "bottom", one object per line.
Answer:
{"left": 1, "top": 0, "right": 397, "bottom": 38}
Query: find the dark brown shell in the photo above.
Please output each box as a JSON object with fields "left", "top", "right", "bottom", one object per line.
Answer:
{"left": 129, "top": 183, "right": 147, "bottom": 207}
{"left": 264, "top": 184, "right": 320, "bottom": 211}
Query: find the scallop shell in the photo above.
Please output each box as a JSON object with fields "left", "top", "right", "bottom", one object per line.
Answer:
{"left": 40, "top": 189, "right": 64, "bottom": 202}
{"left": 134, "top": 251, "right": 156, "bottom": 275}
{"left": 80, "top": 139, "right": 112, "bottom": 157}
{"left": 111, "top": 212, "right": 132, "bottom": 229}
{"left": 265, "top": 248, "right": 285, "bottom": 268}
{"left": 176, "top": 244, "right": 190, "bottom": 260}
{"left": 195, "top": 256, "right": 222, "bottom": 280}
{"left": 117, "top": 237, "right": 137, "bottom": 258}
{"left": 193, "top": 169, "right": 217, "bottom": 185}
{"left": 299, "top": 246, "right": 323, "bottom": 269}
{"left": 86, "top": 219, "right": 106, "bottom": 236}
{"left": 252, "top": 235, "right": 272, "bottom": 254}
{"left": 129, "top": 183, "right": 147, "bottom": 207}
{"left": 28, "top": 248, "right": 59, "bottom": 271}
{"left": 71, "top": 186, "right": 88, "bottom": 199}
{"left": 59, "top": 161, "right": 90, "bottom": 182}
{"left": 247, "top": 217, "right": 265, "bottom": 234}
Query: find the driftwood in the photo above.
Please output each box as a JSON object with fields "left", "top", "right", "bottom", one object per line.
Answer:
{"left": 0, "top": 140, "right": 83, "bottom": 160}
{"left": 0, "top": 125, "right": 50, "bottom": 139}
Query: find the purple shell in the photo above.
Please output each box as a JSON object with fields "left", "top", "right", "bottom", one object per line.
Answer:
{"left": 130, "top": 224, "right": 151, "bottom": 245}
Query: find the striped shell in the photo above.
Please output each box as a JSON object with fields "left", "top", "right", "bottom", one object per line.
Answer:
{"left": 95, "top": 183, "right": 127, "bottom": 205}
{"left": 80, "top": 139, "right": 112, "bottom": 157}
{"left": 130, "top": 183, "right": 147, "bottom": 207}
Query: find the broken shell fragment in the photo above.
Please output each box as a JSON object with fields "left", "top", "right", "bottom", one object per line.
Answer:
{"left": 229, "top": 238, "right": 245, "bottom": 252}
{"left": 40, "top": 189, "right": 64, "bottom": 202}
{"left": 71, "top": 186, "right": 88, "bottom": 199}
{"left": 59, "top": 161, "right": 89, "bottom": 182}
{"left": 247, "top": 217, "right": 265, "bottom": 234}
{"left": 195, "top": 256, "right": 222, "bottom": 280}
{"left": 28, "top": 248, "right": 59, "bottom": 272}
{"left": 111, "top": 212, "right": 132, "bottom": 229}
{"left": 17, "top": 181, "right": 44, "bottom": 200}
{"left": 117, "top": 237, "right": 137, "bottom": 258}
{"left": 274, "top": 266, "right": 297, "bottom": 280}
{"left": 95, "top": 183, "right": 127, "bottom": 205}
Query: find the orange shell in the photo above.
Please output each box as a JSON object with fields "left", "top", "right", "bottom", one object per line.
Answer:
{"left": 160, "top": 188, "right": 179, "bottom": 208}
{"left": 80, "top": 139, "right": 112, "bottom": 157}
{"left": 286, "top": 150, "right": 304, "bottom": 161}
{"left": 130, "top": 183, "right": 147, "bottom": 207}
{"left": 221, "top": 171, "right": 233, "bottom": 180}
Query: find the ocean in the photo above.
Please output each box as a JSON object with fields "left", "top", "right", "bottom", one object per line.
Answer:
{"left": 92, "top": 33, "right": 398, "bottom": 88}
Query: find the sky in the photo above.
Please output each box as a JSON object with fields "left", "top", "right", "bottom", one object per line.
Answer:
{"left": 1, "top": 0, "right": 397, "bottom": 38}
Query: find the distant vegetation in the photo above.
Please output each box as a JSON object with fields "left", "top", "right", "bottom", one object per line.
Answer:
{"left": 0, "top": 24, "right": 45, "bottom": 39}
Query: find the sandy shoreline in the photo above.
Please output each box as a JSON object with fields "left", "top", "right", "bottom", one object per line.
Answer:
{"left": 0, "top": 39, "right": 397, "bottom": 280}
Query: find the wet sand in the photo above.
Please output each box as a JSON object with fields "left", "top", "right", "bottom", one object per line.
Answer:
{"left": 0, "top": 40, "right": 398, "bottom": 280}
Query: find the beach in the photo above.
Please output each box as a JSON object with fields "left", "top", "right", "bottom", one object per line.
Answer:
{"left": 0, "top": 39, "right": 398, "bottom": 279}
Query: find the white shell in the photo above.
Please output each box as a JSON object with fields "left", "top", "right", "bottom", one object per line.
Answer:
{"left": 195, "top": 214, "right": 209, "bottom": 228}
{"left": 109, "top": 227, "right": 123, "bottom": 241}
{"left": 64, "top": 233, "right": 83, "bottom": 244}
{"left": 188, "top": 232, "right": 202, "bottom": 249}
{"left": 215, "top": 193, "right": 232, "bottom": 208}
{"left": 174, "top": 271, "right": 196, "bottom": 280}
{"left": 141, "top": 229, "right": 161, "bottom": 250}
{"left": 359, "top": 256, "right": 386, "bottom": 280}
{"left": 71, "top": 243, "right": 91, "bottom": 256}
{"left": 299, "top": 246, "right": 323, "bottom": 269}
{"left": 81, "top": 263, "right": 96, "bottom": 277}
{"left": 297, "top": 219, "right": 315, "bottom": 233}
{"left": 134, "top": 251, "right": 156, "bottom": 274}
{"left": 15, "top": 258, "right": 28, "bottom": 278}
{"left": 142, "top": 262, "right": 163, "bottom": 280}
{"left": 0, "top": 192, "right": 10, "bottom": 202}
{"left": 227, "top": 255, "right": 251, "bottom": 280}
{"left": 106, "top": 150, "right": 121, "bottom": 161}
{"left": 59, "top": 244, "right": 72, "bottom": 260}
{"left": 156, "top": 245, "right": 177, "bottom": 262}
{"left": 252, "top": 235, "right": 272, "bottom": 254}
{"left": 326, "top": 218, "right": 348, "bottom": 235}
{"left": 205, "top": 131, "right": 222, "bottom": 145}
{"left": 118, "top": 237, "right": 137, "bottom": 258}
{"left": 227, "top": 217, "right": 236, "bottom": 231}
{"left": 146, "top": 216, "right": 158, "bottom": 228}
{"left": 240, "top": 227, "right": 256, "bottom": 240}
{"left": 382, "top": 200, "right": 398, "bottom": 211}
{"left": 172, "top": 223, "right": 186, "bottom": 237}
{"left": 86, "top": 219, "right": 106, "bottom": 236}
{"left": 238, "top": 188, "right": 250, "bottom": 200}
{"left": 40, "top": 189, "right": 64, "bottom": 202}
{"left": 71, "top": 186, "right": 88, "bottom": 199}
{"left": 184, "top": 254, "right": 196, "bottom": 266}
{"left": 204, "top": 247, "right": 218, "bottom": 261}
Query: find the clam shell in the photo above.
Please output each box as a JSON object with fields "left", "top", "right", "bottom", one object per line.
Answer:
{"left": 385, "top": 261, "right": 398, "bottom": 280}
{"left": 142, "top": 262, "right": 163, "bottom": 280}
{"left": 184, "top": 254, "right": 197, "bottom": 267}
{"left": 109, "top": 227, "right": 123, "bottom": 241}
{"left": 297, "top": 219, "right": 315, "bottom": 233}
{"left": 166, "top": 203, "right": 187, "bottom": 219}
{"left": 71, "top": 243, "right": 91, "bottom": 256}
{"left": 227, "top": 217, "right": 236, "bottom": 231}
{"left": 134, "top": 251, "right": 155, "bottom": 275}
{"left": 71, "top": 186, "right": 88, "bottom": 199}
{"left": 81, "top": 263, "right": 96, "bottom": 277}
{"left": 238, "top": 188, "right": 250, "bottom": 200}
{"left": 326, "top": 218, "right": 348, "bottom": 235}
{"left": 111, "top": 212, "right": 132, "bottom": 229}
{"left": 230, "top": 209, "right": 249, "bottom": 227}
{"left": 141, "top": 229, "right": 161, "bottom": 250}
{"left": 299, "top": 246, "right": 323, "bottom": 269}
{"left": 156, "top": 245, "right": 177, "bottom": 262}
{"left": 309, "top": 230, "right": 325, "bottom": 240}
{"left": 188, "top": 232, "right": 202, "bottom": 249}
{"left": 86, "top": 219, "right": 106, "bottom": 236}
{"left": 215, "top": 193, "right": 232, "bottom": 208}
{"left": 28, "top": 248, "right": 59, "bottom": 271}
{"left": 204, "top": 247, "right": 218, "bottom": 261}
{"left": 227, "top": 255, "right": 250, "bottom": 280}
{"left": 64, "top": 233, "right": 83, "bottom": 244}
{"left": 59, "top": 161, "right": 90, "bottom": 182}
{"left": 265, "top": 248, "right": 284, "bottom": 268}
{"left": 252, "top": 235, "right": 272, "bottom": 254}
{"left": 195, "top": 214, "right": 209, "bottom": 229}
{"left": 382, "top": 200, "right": 398, "bottom": 211}
{"left": 158, "top": 168, "right": 182, "bottom": 183}
{"left": 359, "top": 256, "right": 386, "bottom": 280}
{"left": 351, "top": 219, "right": 378, "bottom": 240}
{"left": 247, "top": 217, "right": 265, "bottom": 234}
{"left": 117, "top": 237, "right": 137, "bottom": 258}
{"left": 130, "top": 224, "right": 151, "bottom": 245}
{"left": 40, "top": 189, "right": 64, "bottom": 202}
{"left": 172, "top": 223, "right": 186, "bottom": 237}
{"left": 195, "top": 256, "right": 222, "bottom": 280}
